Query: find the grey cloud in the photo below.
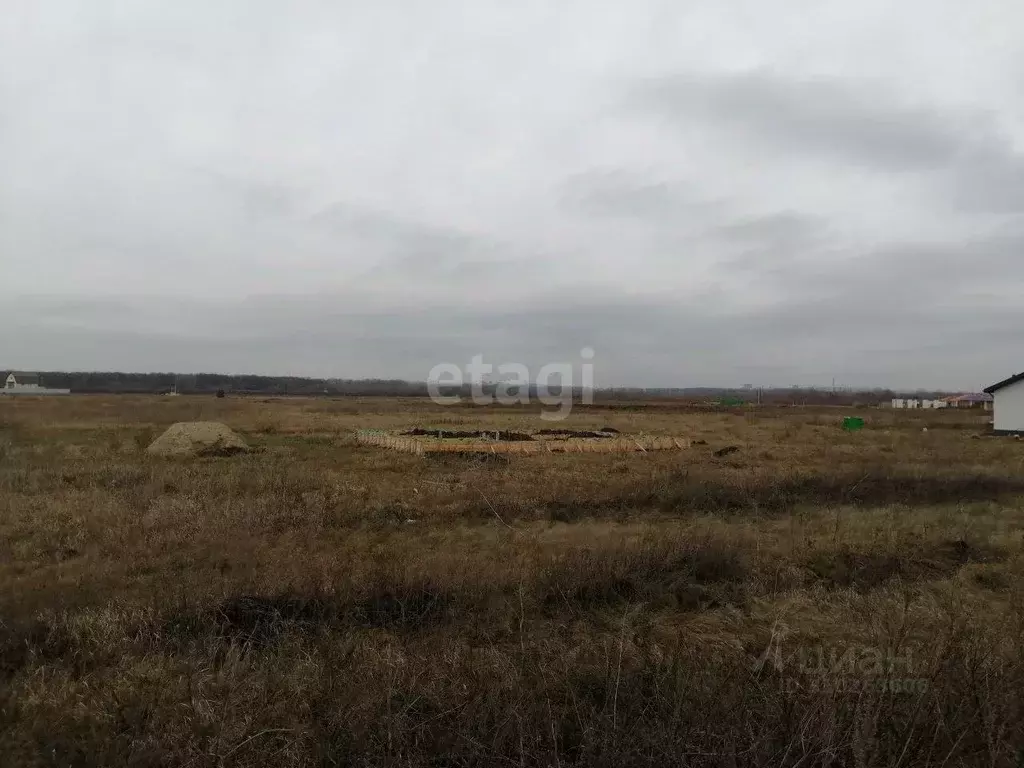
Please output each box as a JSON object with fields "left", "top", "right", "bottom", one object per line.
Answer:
{"left": 1, "top": 288, "right": 1016, "bottom": 390}
{"left": 708, "top": 229, "right": 1024, "bottom": 385}
{"left": 558, "top": 166, "right": 829, "bottom": 260}
{"left": 3, "top": 4, "right": 1024, "bottom": 389}
{"left": 754, "top": 231, "right": 1024, "bottom": 301}
{"left": 195, "top": 169, "right": 305, "bottom": 220}
{"left": 309, "top": 203, "right": 506, "bottom": 269}
{"left": 711, "top": 212, "right": 830, "bottom": 275}
{"left": 947, "top": 147, "right": 1024, "bottom": 213}
{"left": 628, "top": 70, "right": 1024, "bottom": 213}
{"left": 559, "top": 169, "right": 720, "bottom": 219}
{"left": 629, "top": 71, "right": 968, "bottom": 171}
{"left": 733, "top": 296, "right": 1024, "bottom": 388}
{"left": 304, "top": 202, "right": 532, "bottom": 292}
{"left": 712, "top": 212, "right": 825, "bottom": 248}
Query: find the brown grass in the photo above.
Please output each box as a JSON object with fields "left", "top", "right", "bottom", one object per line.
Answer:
{"left": 355, "top": 429, "right": 691, "bottom": 454}
{"left": 2, "top": 396, "right": 1024, "bottom": 766}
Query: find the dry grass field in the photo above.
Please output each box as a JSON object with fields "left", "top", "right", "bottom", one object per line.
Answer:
{"left": 2, "top": 395, "right": 1024, "bottom": 766}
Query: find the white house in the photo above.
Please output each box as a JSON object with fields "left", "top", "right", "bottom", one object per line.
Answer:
{"left": 890, "top": 397, "right": 950, "bottom": 410}
{"left": 985, "top": 373, "right": 1024, "bottom": 435}
{"left": 5, "top": 372, "right": 40, "bottom": 389}
{"left": 1, "top": 371, "right": 70, "bottom": 396}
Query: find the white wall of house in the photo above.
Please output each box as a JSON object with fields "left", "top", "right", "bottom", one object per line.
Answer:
{"left": 993, "top": 379, "right": 1024, "bottom": 434}
{"left": 6, "top": 374, "right": 41, "bottom": 389}
{"left": 1, "top": 373, "right": 69, "bottom": 396}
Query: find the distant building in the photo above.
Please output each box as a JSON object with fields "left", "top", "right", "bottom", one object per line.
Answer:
{"left": 984, "top": 374, "right": 1024, "bottom": 435}
{"left": 5, "top": 372, "right": 39, "bottom": 388}
{"left": 891, "top": 398, "right": 949, "bottom": 409}
{"left": 1, "top": 371, "right": 70, "bottom": 396}
{"left": 944, "top": 393, "right": 993, "bottom": 410}
{"left": 890, "top": 396, "right": 961, "bottom": 410}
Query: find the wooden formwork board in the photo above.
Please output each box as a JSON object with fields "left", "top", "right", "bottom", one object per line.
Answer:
{"left": 356, "top": 431, "right": 690, "bottom": 455}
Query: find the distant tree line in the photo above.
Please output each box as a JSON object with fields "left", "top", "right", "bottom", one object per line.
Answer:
{"left": 33, "top": 372, "right": 430, "bottom": 396}
{"left": 20, "top": 372, "right": 924, "bottom": 405}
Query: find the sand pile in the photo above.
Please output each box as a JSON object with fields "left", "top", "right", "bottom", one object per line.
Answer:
{"left": 146, "top": 422, "right": 249, "bottom": 457}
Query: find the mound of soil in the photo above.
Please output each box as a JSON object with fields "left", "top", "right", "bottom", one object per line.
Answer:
{"left": 146, "top": 422, "right": 249, "bottom": 457}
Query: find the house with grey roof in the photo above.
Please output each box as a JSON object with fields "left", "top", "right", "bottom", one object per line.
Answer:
{"left": 5, "top": 372, "right": 39, "bottom": 388}
{"left": 2, "top": 371, "right": 70, "bottom": 395}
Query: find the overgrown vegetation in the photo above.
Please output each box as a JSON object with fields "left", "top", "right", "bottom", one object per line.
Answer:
{"left": 1, "top": 396, "right": 1022, "bottom": 766}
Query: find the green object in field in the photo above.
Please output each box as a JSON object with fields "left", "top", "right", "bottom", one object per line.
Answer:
{"left": 719, "top": 397, "right": 746, "bottom": 407}
{"left": 843, "top": 417, "right": 865, "bottom": 431}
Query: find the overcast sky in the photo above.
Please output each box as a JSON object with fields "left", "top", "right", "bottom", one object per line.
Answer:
{"left": 2, "top": 1, "right": 1023, "bottom": 389}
